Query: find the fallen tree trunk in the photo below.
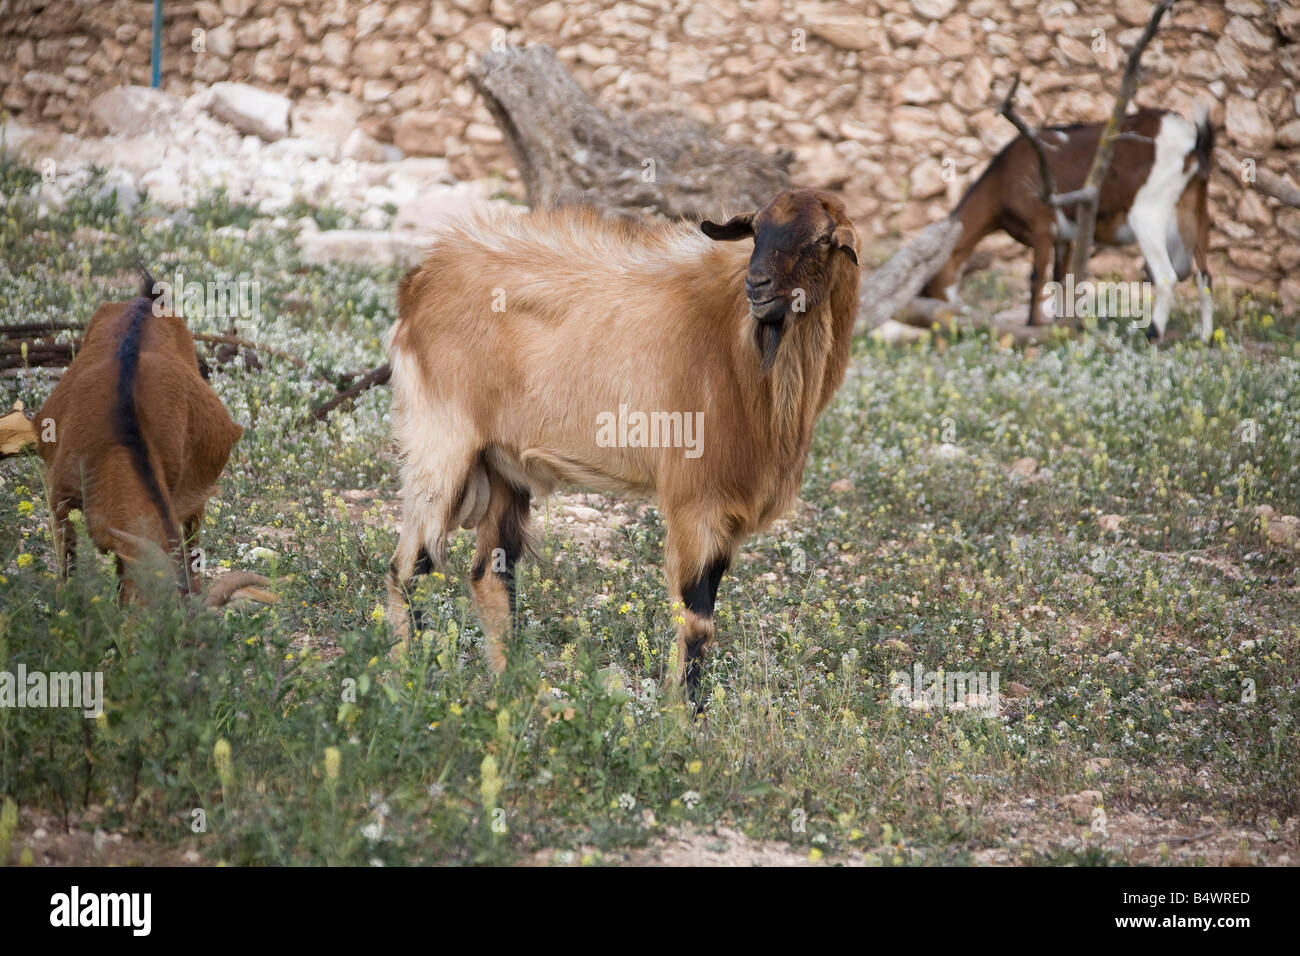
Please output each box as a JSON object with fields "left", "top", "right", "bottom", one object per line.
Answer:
{"left": 877, "top": 310, "right": 1056, "bottom": 345}
{"left": 894, "top": 296, "right": 963, "bottom": 329}
{"left": 854, "top": 218, "right": 963, "bottom": 331}
{"left": 471, "top": 44, "right": 793, "bottom": 221}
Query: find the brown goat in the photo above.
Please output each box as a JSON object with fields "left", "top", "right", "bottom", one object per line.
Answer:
{"left": 386, "top": 189, "right": 861, "bottom": 703}
{"left": 923, "top": 107, "right": 1214, "bottom": 339}
{"left": 36, "top": 273, "right": 243, "bottom": 596}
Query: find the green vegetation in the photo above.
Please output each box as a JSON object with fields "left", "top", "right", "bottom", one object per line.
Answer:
{"left": 1, "top": 155, "right": 1297, "bottom": 865}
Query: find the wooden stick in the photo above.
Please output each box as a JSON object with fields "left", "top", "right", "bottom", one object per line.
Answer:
{"left": 192, "top": 333, "right": 310, "bottom": 370}
{"left": 997, "top": 73, "right": 1073, "bottom": 282}
{"left": 311, "top": 362, "right": 391, "bottom": 421}
{"left": 997, "top": 73, "right": 1058, "bottom": 207}
{"left": 1051, "top": 186, "right": 1099, "bottom": 208}
{"left": 1064, "top": 0, "right": 1177, "bottom": 294}
{"left": 1214, "top": 146, "right": 1300, "bottom": 209}
{"left": 0, "top": 321, "right": 83, "bottom": 337}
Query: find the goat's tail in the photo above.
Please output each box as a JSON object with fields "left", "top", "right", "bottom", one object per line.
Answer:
{"left": 113, "top": 275, "right": 188, "bottom": 593}
{"left": 1192, "top": 103, "right": 1214, "bottom": 182}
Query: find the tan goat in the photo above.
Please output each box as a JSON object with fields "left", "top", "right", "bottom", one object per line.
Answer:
{"left": 386, "top": 189, "right": 861, "bottom": 703}
{"left": 36, "top": 273, "right": 243, "bottom": 596}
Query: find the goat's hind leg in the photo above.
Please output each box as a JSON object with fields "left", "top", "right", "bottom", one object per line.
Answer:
{"left": 468, "top": 471, "right": 531, "bottom": 674}
{"left": 1193, "top": 218, "right": 1214, "bottom": 343}
{"left": 1130, "top": 206, "right": 1179, "bottom": 340}
{"left": 50, "top": 496, "right": 78, "bottom": 581}
{"left": 386, "top": 443, "right": 486, "bottom": 648}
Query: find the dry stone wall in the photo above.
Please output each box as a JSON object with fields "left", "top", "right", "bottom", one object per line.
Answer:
{"left": 2, "top": 0, "right": 1296, "bottom": 301}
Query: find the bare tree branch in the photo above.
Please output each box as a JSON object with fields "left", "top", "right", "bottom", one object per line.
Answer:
{"left": 311, "top": 363, "right": 392, "bottom": 421}
{"left": 192, "top": 332, "right": 310, "bottom": 370}
{"left": 997, "top": 73, "right": 1074, "bottom": 280}
{"left": 1215, "top": 146, "right": 1300, "bottom": 208}
{"left": 997, "top": 73, "right": 1057, "bottom": 207}
{"left": 1051, "top": 186, "right": 1099, "bottom": 208}
{"left": 1064, "top": 0, "right": 1178, "bottom": 300}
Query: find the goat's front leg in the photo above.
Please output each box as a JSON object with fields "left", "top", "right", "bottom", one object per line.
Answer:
{"left": 665, "top": 526, "right": 732, "bottom": 710}
{"left": 1027, "top": 229, "right": 1054, "bottom": 326}
{"left": 182, "top": 510, "right": 204, "bottom": 595}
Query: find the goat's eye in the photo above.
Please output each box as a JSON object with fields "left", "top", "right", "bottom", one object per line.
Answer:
{"left": 817, "top": 235, "right": 831, "bottom": 245}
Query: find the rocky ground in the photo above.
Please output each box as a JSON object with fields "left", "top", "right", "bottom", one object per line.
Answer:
{"left": 3, "top": 82, "right": 519, "bottom": 268}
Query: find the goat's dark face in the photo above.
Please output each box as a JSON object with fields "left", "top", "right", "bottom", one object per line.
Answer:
{"left": 702, "top": 189, "right": 859, "bottom": 371}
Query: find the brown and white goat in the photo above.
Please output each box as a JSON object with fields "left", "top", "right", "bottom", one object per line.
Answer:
{"left": 36, "top": 273, "right": 243, "bottom": 596}
{"left": 923, "top": 107, "right": 1214, "bottom": 340}
{"left": 386, "top": 189, "right": 861, "bottom": 702}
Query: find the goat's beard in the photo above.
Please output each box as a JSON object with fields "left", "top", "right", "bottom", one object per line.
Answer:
{"left": 755, "top": 317, "right": 785, "bottom": 374}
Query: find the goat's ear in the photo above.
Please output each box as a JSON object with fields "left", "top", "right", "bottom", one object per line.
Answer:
{"left": 701, "top": 213, "right": 755, "bottom": 241}
{"left": 832, "top": 224, "right": 859, "bottom": 265}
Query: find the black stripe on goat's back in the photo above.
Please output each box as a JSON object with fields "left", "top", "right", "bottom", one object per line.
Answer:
{"left": 112, "top": 294, "right": 178, "bottom": 543}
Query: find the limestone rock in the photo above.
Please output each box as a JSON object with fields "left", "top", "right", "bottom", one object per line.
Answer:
{"left": 88, "top": 85, "right": 181, "bottom": 136}
{"left": 207, "top": 81, "right": 292, "bottom": 142}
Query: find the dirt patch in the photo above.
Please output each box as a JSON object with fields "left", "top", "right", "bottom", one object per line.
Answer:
{"left": 528, "top": 825, "right": 862, "bottom": 867}
{"left": 972, "top": 799, "right": 1299, "bottom": 865}
{"left": 8, "top": 807, "right": 203, "bottom": 867}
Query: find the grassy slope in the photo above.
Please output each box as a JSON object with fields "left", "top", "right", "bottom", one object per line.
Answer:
{"left": 1, "top": 156, "right": 1297, "bottom": 865}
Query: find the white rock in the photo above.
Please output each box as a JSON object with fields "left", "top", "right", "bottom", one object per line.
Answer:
{"left": 342, "top": 127, "right": 387, "bottom": 163}
{"left": 140, "top": 166, "right": 188, "bottom": 207}
{"left": 392, "top": 181, "right": 500, "bottom": 232}
{"left": 290, "top": 92, "right": 364, "bottom": 145}
{"left": 88, "top": 85, "right": 181, "bottom": 135}
{"left": 384, "top": 156, "right": 456, "bottom": 198}
{"left": 97, "top": 168, "right": 140, "bottom": 211}
{"left": 206, "top": 82, "right": 292, "bottom": 142}
{"left": 359, "top": 206, "right": 390, "bottom": 229}
{"left": 297, "top": 229, "right": 428, "bottom": 267}
{"left": 910, "top": 0, "right": 957, "bottom": 19}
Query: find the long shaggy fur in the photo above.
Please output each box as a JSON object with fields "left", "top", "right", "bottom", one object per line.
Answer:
{"left": 386, "top": 189, "right": 861, "bottom": 693}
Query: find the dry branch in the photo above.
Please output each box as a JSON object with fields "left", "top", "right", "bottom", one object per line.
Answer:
{"left": 311, "top": 362, "right": 391, "bottom": 420}
{"left": 1065, "top": 0, "right": 1177, "bottom": 289}
{"left": 0, "top": 321, "right": 82, "bottom": 336}
{"left": 895, "top": 296, "right": 963, "bottom": 328}
{"left": 192, "top": 333, "right": 309, "bottom": 370}
{"left": 1215, "top": 146, "right": 1300, "bottom": 209}
{"left": 997, "top": 73, "right": 1058, "bottom": 207}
